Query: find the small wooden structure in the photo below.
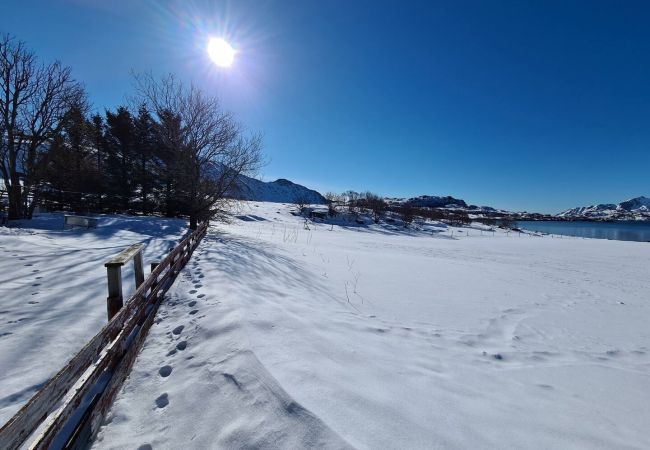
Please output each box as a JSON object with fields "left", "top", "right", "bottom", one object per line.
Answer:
{"left": 64, "top": 215, "right": 98, "bottom": 229}
{"left": 0, "top": 223, "right": 208, "bottom": 450}
{"left": 309, "top": 210, "right": 327, "bottom": 220}
{"left": 104, "top": 243, "right": 145, "bottom": 320}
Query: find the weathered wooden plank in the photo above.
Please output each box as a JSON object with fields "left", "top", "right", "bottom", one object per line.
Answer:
{"left": 104, "top": 244, "right": 145, "bottom": 268}
{"left": 28, "top": 292, "right": 156, "bottom": 449}
{"left": 0, "top": 302, "right": 136, "bottom": 449}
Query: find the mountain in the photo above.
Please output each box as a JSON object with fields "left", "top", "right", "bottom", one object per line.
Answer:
{"left": 558, "top": 196, "right": 650, "bottom": 220}
{"left": 237, "top": 175, "right": 327, "bottom": 204}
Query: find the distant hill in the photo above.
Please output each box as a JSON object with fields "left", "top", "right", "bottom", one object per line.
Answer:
{"left": 387, "top": 195, "right": 506, "bottom": 214}
{"left": 237, "top": 175, "right": 327, "bottom": 204}
{"left": 405, "top": 195, "right": 468, "bottom": 208}
{"left": 558, "top": 196, "right": 650, "bottom": 220}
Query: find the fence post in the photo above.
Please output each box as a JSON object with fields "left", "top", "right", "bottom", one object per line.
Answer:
{"left": 104, "top": 243, "right": 145, "bottom": 321}
{"left": 105, "top": 266, "right": 123, "bottom": 321}
{"left": 134, "top": 250, "right": 145, "bottom": 288}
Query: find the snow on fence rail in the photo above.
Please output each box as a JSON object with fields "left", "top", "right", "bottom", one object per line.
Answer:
{"left": 0, "top": 222, "right": 208, "bottom": 450}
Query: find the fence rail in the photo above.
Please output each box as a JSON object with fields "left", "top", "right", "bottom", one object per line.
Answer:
{"left": 0, "top": 222, "right": 208, "bottom": 450}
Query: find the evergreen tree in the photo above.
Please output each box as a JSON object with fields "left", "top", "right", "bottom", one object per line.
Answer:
{"left": 104, "top": 107, "right": 136, "bottom": 211}
{"left": 133, "top": 105, "right": 158, "bottom": 214}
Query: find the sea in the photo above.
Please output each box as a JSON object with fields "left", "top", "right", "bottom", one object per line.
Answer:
{"left": 515, "top": 220, "right": 650, "bottom": 242}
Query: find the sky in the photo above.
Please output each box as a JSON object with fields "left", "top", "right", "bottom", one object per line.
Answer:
{"left": 2, "top": 0, "right": 650, "bottom": 213}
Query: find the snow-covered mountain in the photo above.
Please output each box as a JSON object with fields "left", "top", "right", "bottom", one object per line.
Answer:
{"left": 558, "top": 196, "right": 650, "bottom": 220}
{"left": 237, "top": 176, "right": 327, "bottom": 204}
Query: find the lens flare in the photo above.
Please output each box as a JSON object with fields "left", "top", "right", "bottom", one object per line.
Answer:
{"left": 207, "top": 37, "right": 236, "bottom": 67}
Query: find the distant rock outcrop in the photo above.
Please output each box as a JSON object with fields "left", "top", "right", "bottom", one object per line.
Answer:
{"left": 404, "top": 195, "right": 468, "bottom": 208}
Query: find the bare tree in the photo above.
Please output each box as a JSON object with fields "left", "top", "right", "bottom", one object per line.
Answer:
{"left": 0, "top": 34, "right": 85, "bottom": 219}
{"left": 363, "top": 191, "right": 387, "bottom": 223}
{"left": 398, "top": 203, "right": 416, "bottom": 227}
{"left": 324, "top": 192, "right": 340, "bottom": 217}
{"left": 294, "top": 194, "right": 309, "bottom": 215}
{"left": 134, "top": 73, "right": 262, "bottom": 229}
{"left": 343, "top": 190, "right": 359, "bottom": 216}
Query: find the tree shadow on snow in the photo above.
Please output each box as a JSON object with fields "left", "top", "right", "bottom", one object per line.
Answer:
{"left": 201, "top": 232, "right": 347, "bottom": 306}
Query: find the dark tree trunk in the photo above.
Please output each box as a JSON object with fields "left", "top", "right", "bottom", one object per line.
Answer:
{"left": 189, "top": 215, "right": 197, "bottom": 230}
{"left": 8, "top": 175, "right": 23, "bottom": 220}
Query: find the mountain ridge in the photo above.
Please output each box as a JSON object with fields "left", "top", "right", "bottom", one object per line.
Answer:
{"left": 236, "top": 175, "right": 327, "bottom": 204}
{"left": 557, "top": 196, "right": 650, "bottom": 220}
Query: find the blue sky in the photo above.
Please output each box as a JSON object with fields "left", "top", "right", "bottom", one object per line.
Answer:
{"left": 2, "top": 0, "right": 650, "bottom": 213}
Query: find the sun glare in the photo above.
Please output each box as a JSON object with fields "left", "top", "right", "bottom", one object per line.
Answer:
{"left": 207, "top": 37, "right": 236, "bottom": 68}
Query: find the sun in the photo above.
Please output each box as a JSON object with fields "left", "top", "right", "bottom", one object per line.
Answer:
{"left": 207, "top": 38, "right": 236, "bottom": 68}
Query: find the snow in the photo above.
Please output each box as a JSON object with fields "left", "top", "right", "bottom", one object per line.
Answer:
{"left": 0, "top": 213, "right": 188, "bottom": 425}
{"left": 88, "top": 202, "right": 650, "bottom": 449}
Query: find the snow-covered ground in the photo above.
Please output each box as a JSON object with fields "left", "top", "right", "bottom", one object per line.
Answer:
{"left": 0, "top": 213, "right": 188, "bottom": 425}
{"left": 88, "top": 202, "right": 650, "bottom": 449}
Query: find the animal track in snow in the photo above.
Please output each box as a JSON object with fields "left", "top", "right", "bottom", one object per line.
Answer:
{"left": 176, "top": 341, "right": 187, "bottom": 351}
{"left": 159, "top": 365, "right": 173, "bottom": 377}
{"left": 196, "top": 294, "right": 205, "bottom": 299}
{"left": 188, "top": 301, "right": 197, "bottom": 307}
{"left": 155, "top": 393, "right": 169, "bottom": 408}
{"left": 189, "top": 309, "right": 199, "bottom": 315}
{"left": 172, "top": 325, "right": 184, "bottom": 335}
{"left": 194, "top": 284, "right": 202, "bottom": 289}
{"left": 189, "top": 290, "right": 197, "bottom": 294}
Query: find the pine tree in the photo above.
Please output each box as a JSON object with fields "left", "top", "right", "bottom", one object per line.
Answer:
{"left": 133, "top": 105, "right": 158, "bottom": 214}
{"left": 104, "top": 107, "right": 136, "bottom": 212}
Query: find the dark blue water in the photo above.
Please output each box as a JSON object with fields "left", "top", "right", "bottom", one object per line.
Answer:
{"left": 516, "top": 221, "right": 650, "bottom": 242}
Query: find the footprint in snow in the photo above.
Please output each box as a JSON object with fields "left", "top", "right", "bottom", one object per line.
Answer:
{"left": 188, "top": 301, "right": 197, "bottom": 307}
{"left": 189, "top": 290, "right": 197, "bottom": 294}
{"left": 159, "top": 365, "right": 173, "bottom": 377}
{"left": 194, "top": 284, "right": 202, "bottom": 289}
{"left": 172, "top": 325, "right": 184, "bottom": 335}
{"left": 198, "top": 274, "right": 204, "bottom": 279}
{"left": 137, "top": 445, "right": 153, "bottom": 450}
{"left": 155, "top": 393, "right": 169, "bottom": 408}
{"left": 189, "top": 309, "right": 199, "bottom": 315}
{"left": 197, "top": 294, "right": 205, "bottom": 299}
{"left": 176, "top": 341, "right": 187, "bottom": 351}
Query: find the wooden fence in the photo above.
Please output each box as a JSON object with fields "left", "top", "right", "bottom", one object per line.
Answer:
{"left": 0, "top": 222, "right": 208, "bottom": 450}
